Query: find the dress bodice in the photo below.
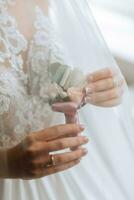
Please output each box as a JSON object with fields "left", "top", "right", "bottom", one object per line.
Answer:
{"left": 0, "top": 0, "right": 64, "bottom": 147}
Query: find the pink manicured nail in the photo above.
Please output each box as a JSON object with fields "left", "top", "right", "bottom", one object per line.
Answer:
{"left": 83, "top": 136, "right": 89, "bottom": 143}
{"left": 79, "top": 124, "right": 86, "bottom": 130}
{"left": 85, "top": 87, "right": 92, "bottom": 95}
{"left": 82, "top": 148, "right": 88, "bottom": 155}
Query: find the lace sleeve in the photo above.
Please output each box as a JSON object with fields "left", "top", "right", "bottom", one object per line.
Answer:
{"left": 0, "top": 70, "right": 18, "bottom": 147}
{"left": 0, "top": 72, "right": 14, "bottom": 115}
{"left": 0, "top": 66, "right": 29, "bottom": 147}
{"left": 0, "top": 35, "right": 28, "bottom": 148}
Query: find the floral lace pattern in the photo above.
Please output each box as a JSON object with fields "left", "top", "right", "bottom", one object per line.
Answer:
{"left": 0, "top": 1, "right": 63, "bottom": 148}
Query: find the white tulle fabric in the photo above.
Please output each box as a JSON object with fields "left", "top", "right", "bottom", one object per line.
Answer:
{"left": 0, "top": 1, "right": 134, "bottom": 200}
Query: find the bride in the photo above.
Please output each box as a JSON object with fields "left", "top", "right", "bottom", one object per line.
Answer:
{"left": 0, "top": 0, "right": 134, "bottom": 199}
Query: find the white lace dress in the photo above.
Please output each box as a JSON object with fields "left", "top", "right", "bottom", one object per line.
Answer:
{"left": 0, "top": 1, "right": 134, "bottom": 200}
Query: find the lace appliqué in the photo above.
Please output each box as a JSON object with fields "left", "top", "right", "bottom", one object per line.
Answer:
{"left": 0, "top": 4, "right": 65, "bottom": 148}
{"left": 27, "top": 7, "right": 66, "bottom": 101}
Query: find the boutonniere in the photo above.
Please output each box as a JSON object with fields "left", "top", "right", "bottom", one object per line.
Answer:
{"left": 49, "top": 63, "right": 87, "bottom": 104}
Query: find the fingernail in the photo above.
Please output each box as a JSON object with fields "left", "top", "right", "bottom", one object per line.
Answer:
{"left": 79, "top": 124, "right": 85, "bottom": 130}
{"left": 75, "top": 159, "right": 81, "bottom": 165}
{"left": 82, "top": 148, "right": 88, "bottom": 155}
{"left": 83, "top": 136, "right": 89, "bottom": 143}
{"left": 85, "top": 87, "right": 92, "bottom": 95}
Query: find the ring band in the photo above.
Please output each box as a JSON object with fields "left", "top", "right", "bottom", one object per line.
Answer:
{"left": 51, "top": 155, "right": 56, "bottom": 166}
{"left": 46, "top": 155, "right": 56, "bottom": 167}
{"left": 40, "top": 155, "right": 56, "bottom": 168}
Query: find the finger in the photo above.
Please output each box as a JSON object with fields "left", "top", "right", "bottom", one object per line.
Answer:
{"left": 46, "top": 136, "right": 89, "bottom": 152}
{"left": 67, "top": 87, "right": 84, "bottom": 104}
{"left": 85, "top": 77, "right": 124, "bottom": 94}
{"left": 33, "top": 124, "right": 85, "bottom": 141}
{"left": 52, "top": 102, "right": 78, "bottom": 116}
{"left": 52, "top": 148, "right": 88, "bottom": 165}
{"left": 87, "top": 68, "right": 116, "bottom": 83}
{"left": 85, "top": 87, "right": 123, "bottom": 104}
{"left": 28, "top": 148, "right": 87, "bottom": 170}
{"left": 70, "top": 143, "right": 83, "bottom": 153}
{"left": 29, "top": 136, "right": 89, "bottom": 158}
{"left": 93, "top": 98, "right": 122, "bottom": 107}
{"left": 27, "top": 146, "right": 88, "bottom": 172}
{"left": 35, "top": 159, "right": 80, "bottom": 178}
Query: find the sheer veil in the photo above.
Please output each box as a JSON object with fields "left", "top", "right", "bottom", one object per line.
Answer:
{"left": 48, "top": 2, "right": 134, "bottom": 196}
{"left": 49, "top": 0, "right": 134, "bottom": 139}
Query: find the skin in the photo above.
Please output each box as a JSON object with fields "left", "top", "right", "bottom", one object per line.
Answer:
{"left": 52, "top": 68, "right": 125, "bottom": 150}
{"left": 8, "top": 0, "right": 49, "bottom": 73}
{"left": 65, "top": 68, "right": 125, "bottom": 108}
{"left": 0, "top": 124, "right": 88, "bottom": 179}
{"left": 85, "top": 68, "right": 125, "bottom": 107}
{"left": 52, "top": 68, "right": 125, "bottom": 121}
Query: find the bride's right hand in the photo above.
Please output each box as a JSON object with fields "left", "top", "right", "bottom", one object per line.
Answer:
{"left": 7, "top": 124, "right": 88, "bottom": 180}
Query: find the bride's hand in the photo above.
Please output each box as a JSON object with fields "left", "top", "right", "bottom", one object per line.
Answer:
{"left": 6, "top": 124, "right": 88, "bottom": 179}
{"left": 85, "top": 68, "right": 125, "bottom": 107}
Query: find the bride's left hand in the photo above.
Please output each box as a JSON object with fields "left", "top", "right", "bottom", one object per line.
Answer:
{"left": 84, "top": 68, "right": 125, "bottom": 107}
{"left": 68, "top": 68, "right": 125, "bottom": 107}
